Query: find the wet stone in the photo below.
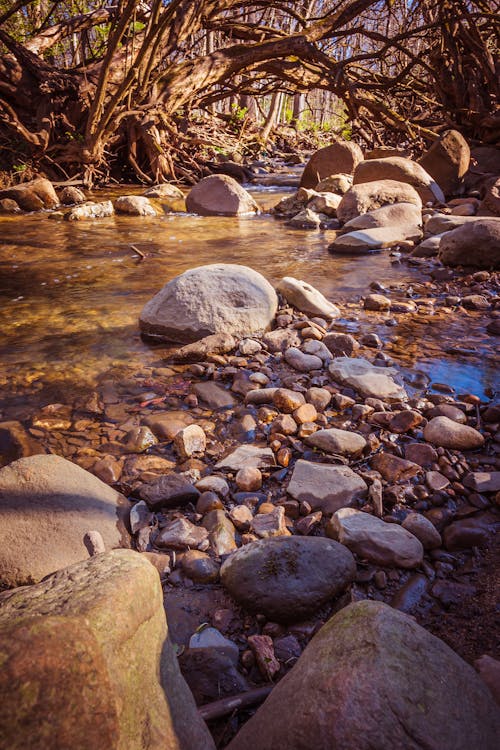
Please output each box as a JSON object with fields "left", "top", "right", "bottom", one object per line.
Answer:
{"left": 251, "top": 506, "right": 291, "bottom": 538}
{"left": 215, "top": 445, "right": 276, "bottom": 471}
{"left": 401, "top": 513, "right": 442, "bottom": 549}
{"left": 139, "top": 473, "right": 200, "bottom": 510}
{"left": 174, "top": 424, "right": 206, "bottom": 459}
{"left": 155, "top": 517, "right": 208, "bottom": 550}
{"left": 181, "top": 551, "right": 220, "bottom": 583}
{"left": 287, "top": 460, "right": 368, "bottom": 514}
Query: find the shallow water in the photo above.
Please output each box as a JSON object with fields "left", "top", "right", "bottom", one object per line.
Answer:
{"left": 0, "top": 185, "right": 498, "bottom": 413}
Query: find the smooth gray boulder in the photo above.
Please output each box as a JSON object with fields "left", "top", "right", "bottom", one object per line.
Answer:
{"left": 114, "top": 195, "right": 157, "bottom": 216}
{"left": 329, "top": 357, "right": 408, "bottom": 402}
{"left": 186, "top": 174, "right": 259, "bottom": 216}
{"left": 227, "top": 600, "right": 500, "bottom": 750}
{"left": 337, "top": 180, "right": 422, "bottom": 223}
{"left": 343, "top": 201, "right": 422, "bottom": 230}
{"left": 353, "top": 156, "right": 445, "bottom": 203}
{"left": 0, "top": 454, "right": 131, "bottom": 587}
{"left": 329, "top": 224, "right": 421, "bottom": 254}
{"left": 139, "top": 264, "right": 278, "bottom": 343}
{"left": 220, "top": 536, "right": 356, "bottom": 622}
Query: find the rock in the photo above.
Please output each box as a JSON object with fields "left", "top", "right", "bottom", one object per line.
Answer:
{"left": 129, "top": 500, "right": 153, "bottom": 534}
{"left": 443, "top": 515, "right": 495, "bottom": 551}
{"left": 0, "top": 198, "right": 20, "bottom": 213}
{"left": 402, "top": 513, "right": 442, "bottom": 549}
{"left": 144, "top": 182, "right": 184, "bottom": 200}
{"left": 248, "top": 635, "right": 280, "bottom": 680}
{"left": 203, "top": 510, "right": 237, "bottom": 556}
{"left": 0, "top": 455, "right": 130, "bottom": 587}
{"left": 239, "top": 338, "right": 262, "bottom": 355}
{"left": 226, "top": 600, "right": 500, "bottom": 750}
{"left": 273, "top": 388, "right": 306, "bottom": 412}
{"left": 156, "top": 517, "right": 208, "bottom": 550}
{"left": 475, "top": 655, "right": 500, "bottom": 707}
{"left": 371, "top": 452, "right": 422, "bottom": 482}
{"left": 0, "top": 550, "right": 215, "bottom": 750}
{"left": 329, "top": 357, "right": 407, "bottom": 402}
{"left": 329, "top": 224, "right": 421, "bottom": 254}
{"left": 181, "top": 551, "right": 220, "bottom": 583}
{"left": 300, "top": 142, "right": 363, "bottom": 189}
{"left": 60, "top": 186, "right": 86, "bottom": 205}
{"left": 337, "top": 180, "right": 422, "bottom": 224}
{"left": 327, "top": 508, "right": 424, "bottom": 568}
{"left": 189, "top": 626, "right": 238, "bottom": 663}
{"left": 418, "top": 130, "right": 470, "bottom": 197}
{"left": 286, "top": 208, "right": 322, "bottom": 228}
{"left": 114, "top": 195, "right": 157, "bottom": 216}
{"left": 464, "top": 472, "right": 500, "bottom": 493}
{"left": 343, "top": 201, "right": 422, "bottom": 230}
{"left": 0, "top": 420, "right": 43, "bottom": 464}
{"left": 215, "top": 445, "right": 276, "bottom": 471}
{"left": 426, "top": 213, "right": 500, "bottom": 234}
{"left": 359, "top": 332, "right": 382, "bottom": 348}
{"left": 364, "top": 293, "right": 391, "bottom": 310}
{"left": 353, "top": 157, "right": 445, "bottom": 203}
{"left": 124, "top": 426, "right": 158, "bottom": 452}
{"left": 0, "top": 177, "right": 59, "bottom": 211}
{"left": 438, "top": 220, "right": 500, "bottom": 269}
{"left": 251, "top": 506, "right": 290, "bottom": 539}
{"left": 315, "top": 173, "right": 353, "bottom": 193}
{"left": 145, "top": 410, "right": 194, "bottom": 440}
{"left": 139, "top": 264, "right": 277, "bottom": 343}
{"left": 308, "top": 192, "right": 342, "bottom": 216}
{"left": 284, "top": 347, "right": 323, "bottom": 372}
{"left": 423, "top": 416, "right": 484, "bottom": 450}
{"left": 323, "top": 332, "right": 359, "bottom": 357}
{"left": 411, "top": 234, "right": 443, "bottom": 257}
{"left": 262, "top": 328, "right": 301, "bottom": 352}
{"left": 481, "top": 176, "right": 500, "bottom": 216}
{"left": 174, "top": 424, "right": 206, "bottom": 459}
{"left": 171, "top": 333, "right": 237, "bottom": 362}
{"left": 426, "top": 404, "right": 466, "bottom": 423}
{"left": 186, "top": 175, "right": 259, "bottom": 216}
{"left": 276, "top": 277, "right": 340, "bottom": 318}
{"left": 220, "top": 536, "right": 355, "bottom": 623}
{"left": 229, "top": 505, "right": 254, "bottom": 531}
{"left": 193, "top": 381, "right": 235, "bottom": 409}
{"left": 287, "top": 459, "right": 367, "bottom": 514}
{"left": 139, "top": 473, "right": 200, "bottom": 510}
{"left": 305, "top": 428, "right": 366, "bottom": 456}
{"left": 179, "top": 648, "right": 247, "bottom": 704}
{"left": 66, "top": 200, "right": 114, "bottom": 220}
{"left": 235, "top": 467, "right": 262, "bottom": 492}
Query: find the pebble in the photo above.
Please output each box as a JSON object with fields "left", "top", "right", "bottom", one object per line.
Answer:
{"left": 251, "top": 506, "right": 291, "bottom": 538}
{"left": 424, "top": 417, "right": 484, "bottom": 450}
{"left": 305, "top": 428, "right": 366, "bottom": 456}
{"left": 273, "top": 388, "right": 305, "bottom": 412}
{"left": 236, "top": 467, "right": 263, "bottom": 492}
{"left": 401, "top": 513, "right": 442, "bottom": 549}
{"left": 174, "top": 424, "right": 206, "bottom": 459}
{"left": 181, "top": 550, "right": 220, "bottom": 583}
{"left": 284, "top": 347, "right": 323, "bottom": 372}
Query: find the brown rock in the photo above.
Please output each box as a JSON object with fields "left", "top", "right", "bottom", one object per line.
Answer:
{"left": 418, "top": 130, "right": 470, "bottom": 197}
{"left": 0, "top": 177, "right": 59, "bottom": 211}
{"left": 404, "top": 443, "right": 438, "bottom": 467}
{"left": 273, "top": 388, "right": 306, "bottom": 413}
{"left": 235, "top": 467, "right": 262, "bottom": 492}
{"left": 247, "top": 635, "right": 280, "bottom": 680}
{"left": 353, "top": 157, "right": 445, "bottom": 203}
{"left": 251, "top": 506, "right": 291, "bottom": 538}
{"left": 371, "top": 452, "right": 422, "bottom": 482}
{"left": 424, "top": 417, "right": 484, "bottom": 450}
{"left": 186, "top": 175, "right": 259, "bottom": 216}
{"left": 300, "top": 142, "right": 363, "bottom": 189}
{"left": 364, "top": 293, "right": 391, "bottom": 311}
{"left": 438, "top": 220, "right": 500, "bottom": 269}
{"left": 336, "top": 180, "right": 422, "bottom": 224}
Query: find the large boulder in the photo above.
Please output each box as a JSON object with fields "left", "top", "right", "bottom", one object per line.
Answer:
{"left": 337, "top": 180, "right": 422, "bottom": 223}
{"left": 329, "top": 224, "right": 422, "bottom": 255}
{"left": 220, "top": 536, "right": 356, "bottom": 622}
{"left": 438, "top": 220, "right": 500, "bottom": 269}
{"left": 227, "top": 600, "right": 500, "bottom": 750}
{"left": 0, "top": 454, "right": 131, "bottom": 587}
{"left": 300, "top": 141, "right": 363, "bottom": 189}
{"left": 353, "top": 156, "right": 445, "bottom": 203}
{"left": 0, "top": 550, "right": 215, "bottom": 750}
{"left": 418, "top": 130, "right": 470, "bottom": 197}
{"left": 186, "top": 174, "right": 259, "bottom": 216}
{"left": 480, "top": 176, "right": 500, "bottom": 216}
{"left": 139, "top": 264, "right": 278, "bottom": 343}
{"left": 0, "top": 177, "right": 59, "bottom": 211}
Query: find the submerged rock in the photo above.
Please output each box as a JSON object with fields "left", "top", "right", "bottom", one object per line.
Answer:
{"left": 329, "top": 357, "right": 407, "bottom": 402}
{"left": 220, "top": 536, "right": 356, "bottom": 622}
{"left": 66, "top": 200, "right": 114, "bottom": 220}
{"left": 227, "top": 600, "right": 500, "bottom": 750}
{"left": 139, "top": 264, "right": 278, "bottom": 343}
{"left": 0, "top": 454, "right": 130, "bottom": 587}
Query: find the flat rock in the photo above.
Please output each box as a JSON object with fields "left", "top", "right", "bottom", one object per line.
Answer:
{"left": 287, "top": 459, "right": 367, "bottom": 514}
{"left": 353, "top": 156, "right": 445, "bottom": 203}
{"left": 139, "top": 264, "right": 277, "bottom": 343}
{"left": 0, "top": 455, "right": 130, "bottom": 587}
{"left": 329, "top": 224, "right": 421, "bottom": 254}
{"left": 193, "top": 381, "right": 235, "bottom": 409}
{"left": 156, "top": 517, "right": 208, "bottom": 550}
{"left": 220, "top": 536, "right": 356, "bottom": 622}
{"left": 464, "top": 472, "right": 500, "bottom": 493}
{"left": 423, "top": 416, "right": 484, "bottom": 450}
{"left": 170, "top": 333, "right": 236, "bottom": 362}
{"left": 145, "top": 410, "right": 194, "bottom": 440}
{"left": 371, "top": 452, "right": 422, "bottom": 481}
{"left": 215, "top": 445, "right": 276, "bottom": 471}
{"left": 114, "top": 195, "right": 157, "bottom": 216}
{"left": 227, "top": 600, "right": 500, "bottom": 750}
{"left": 329, "top": 357, "right": 407, "bottom": 402}
{"left": 305, "top": 428, "right": 366, "bottom": 456}
{"left": 284, "top": 347, "right": 323, "bottom": 371}
{"left": 66, "top": 200, "right": 114, "bottom": 220}
{"left": 337, "top": 180, "right": 422, "bottom": 224}
{"left": 186, "top": 175, "right": 259, "bottom": 216}
{"left": 0, "top": 550, "right": 215, "bottom": 750}
{"left": 425, "top": 213, "right": 500, "bottom": 234}
{"left": 276, "top": 277, "right": 340, "bottom": 318}
{"left": 327, "top": 508, "right": 424, "bottom": 568}
{"left": 139, "top": 473, "right": 200, "bottom": 510}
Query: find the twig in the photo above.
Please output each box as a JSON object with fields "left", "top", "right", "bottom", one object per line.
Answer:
{"left": 198, "top": 685, "right": 273, "bottom": 722}
{"left": 130, "top": 244, "right": 146, "bottom": 261}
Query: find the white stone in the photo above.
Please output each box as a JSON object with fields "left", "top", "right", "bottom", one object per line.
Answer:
{"left": 329, "top": 357, "right": 408, "bottom": 402}
{"left": 277, "top": 277, "right": 340, "bottom": 318}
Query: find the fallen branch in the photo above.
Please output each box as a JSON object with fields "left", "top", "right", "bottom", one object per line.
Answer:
{"left": 198, "top": 685, "right": 273, "bottom": 722}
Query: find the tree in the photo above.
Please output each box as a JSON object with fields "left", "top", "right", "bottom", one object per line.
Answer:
{"left": 0, "top": 1, "right": 497, "bottom": 185}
